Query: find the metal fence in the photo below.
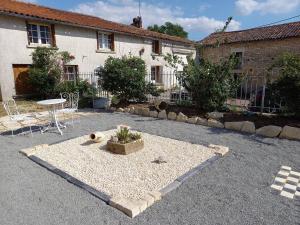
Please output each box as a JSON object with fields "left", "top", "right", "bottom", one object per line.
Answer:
{"left": 74, "top": 71, "right": 283, "bottom": 113}
{"left": 227, "top": 72, "right": 283, "bottom": 113}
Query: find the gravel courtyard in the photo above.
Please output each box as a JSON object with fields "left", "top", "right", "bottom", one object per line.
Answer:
{"left": 0, "top": 112, "right": 299, "bottom": 225}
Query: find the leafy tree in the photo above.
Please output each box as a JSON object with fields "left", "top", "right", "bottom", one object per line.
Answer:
{"left": 99, "top": 56, "right": 159, "bottom": 102}
{"left": 28, "top": 47, "right": 73, "bottom": 98}
{"left": 268, "top": 53, "right": 300, "bottom": 116}
{"left": 147, "top": 22, "right": 188, "bottom": 38}
{"left": 181, "top": 56, "right": 239, "bottom": 111}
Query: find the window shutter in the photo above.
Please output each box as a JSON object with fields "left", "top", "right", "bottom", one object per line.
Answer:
{"left": 96, "top": 31, "right": 99, "bottom": 50}
{"left": 155, "top": 40, "right": 159, "bottom": 54}
{"left": 25, "top": 21, "right": 30, "bottom": 45}
{"left": 50, "top": 24, "right": 56, "bottom": 47}
{"left": 110, "top": 33, "right": 115, "bottom": 51}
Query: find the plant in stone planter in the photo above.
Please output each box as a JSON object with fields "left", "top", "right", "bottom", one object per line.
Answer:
{"left": 107, "top": 126, "right": 143, "bottom": 155}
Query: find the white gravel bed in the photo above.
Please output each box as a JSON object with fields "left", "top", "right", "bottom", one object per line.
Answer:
{"left": 33, "top": 129, "right": 216, "bottom": 200}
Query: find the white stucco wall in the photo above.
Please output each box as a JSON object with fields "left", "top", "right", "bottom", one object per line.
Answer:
{"left": 0, "top": 14, "right": 195, "bottom": 100}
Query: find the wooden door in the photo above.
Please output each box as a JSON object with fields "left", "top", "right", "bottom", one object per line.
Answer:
{"left": 13, "top": 64, "right": 33, "bottom": 95}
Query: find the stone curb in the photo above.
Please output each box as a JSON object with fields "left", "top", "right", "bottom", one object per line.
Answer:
{"left": 28, "top": 155, "right": 111, "bottom": 203}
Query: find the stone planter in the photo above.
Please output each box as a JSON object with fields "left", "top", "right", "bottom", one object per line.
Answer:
{"left": 107, "top": 139, "right": 144, "bottom": 155}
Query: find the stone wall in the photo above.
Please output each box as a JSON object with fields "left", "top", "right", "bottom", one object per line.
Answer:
{"left": 200, "top": 37, "right": 300, "bottom": 80}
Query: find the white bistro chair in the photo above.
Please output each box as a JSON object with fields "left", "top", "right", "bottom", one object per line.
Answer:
{"left": 2, "top": 99, "right": 40, "bottom": 136}
{"left": 58, "top": 92, "right": 79, "bottom": 126}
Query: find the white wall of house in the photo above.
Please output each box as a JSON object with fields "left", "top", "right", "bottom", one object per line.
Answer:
{"left": 0, "top": 14, "right": 195, "bottom": 100}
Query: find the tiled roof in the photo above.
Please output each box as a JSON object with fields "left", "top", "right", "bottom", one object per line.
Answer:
{"left": 200, "top": 21, "right": 300, "bottom": 46}
{"left": 0, "top": 0, "right": 194, "bottom": 45}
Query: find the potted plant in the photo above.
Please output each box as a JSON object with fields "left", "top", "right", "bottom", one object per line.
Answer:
{"left": 107, "top": 125, "right": 144, "bottom": 155}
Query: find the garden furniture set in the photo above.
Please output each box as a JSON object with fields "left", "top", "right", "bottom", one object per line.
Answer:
{"left": 1, "top": 92, "right": 79, "bottom": 136}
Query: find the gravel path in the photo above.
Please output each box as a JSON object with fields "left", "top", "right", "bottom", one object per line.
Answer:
{"left": 0, "top": 112, "right": 299, "bottom": 225}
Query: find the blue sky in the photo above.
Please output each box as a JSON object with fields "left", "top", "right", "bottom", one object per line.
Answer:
{"left": 24, "top": 0, "right": 300, "bottom": 40}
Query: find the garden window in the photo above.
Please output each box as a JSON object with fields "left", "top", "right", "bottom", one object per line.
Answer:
{"left": 151, "top": 66, "right": 162, "bottom": 83}
{"left": 152, "top": 40, "right": 161, "bottom": 54}
{"left": 26, "top": 23, "right": 53, "bottom": 45}
{"left": 63, "top": 65, "right": 78, "bottom": 81}
{"left": 97, "top": 32, "right": 115, "bottom": 51}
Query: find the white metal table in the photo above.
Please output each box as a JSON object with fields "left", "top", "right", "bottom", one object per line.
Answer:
{"left": 37, "top": 99, "right": 66, "bottom": 135}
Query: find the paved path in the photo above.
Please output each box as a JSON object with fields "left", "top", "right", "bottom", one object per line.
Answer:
{"left": 0, "top": 112, "right": 299, "bottom": 225}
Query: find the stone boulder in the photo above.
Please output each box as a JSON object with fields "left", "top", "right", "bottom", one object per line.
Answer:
{"left": 240, "top": 121, "right": 256, "bottom": 134}
{"left": 207, "top": 112, "right": 224, "bottom": 120}
{"left": 176, "top": 112, "right": 188, "bottom": 122}
{"left": 149, "top": 110, "right": 158, "bottom": 118}
{"left": 141, "top": 108, "right": 150, "bottom": 117}
{"left": 279, "top": 126, "right": 300, "bottom": 140}
{"left": 116, "top": 108, "right": 124, "bottom": 112}
{"left": 158, "top": 110, "right": 167, "bottom": 119}
{"left": 197, "top": 117, "right": 208, "bottom": 126}
{"left": 187, "top": 117, "right": 198, "bottom": 124}
{"left": 224, "top": 121, "right": 243, "bottom": 131}
{"left": 124, "top": 108, "right": 130, "bottom": 113}
{"left": 129, "top": 107, "right": 135, "bottom": 114}
{"left": 168, "top": 112, "right": 177, "bottom": 120}
{"left": 110, "top": 107, "right": 116, "bottom": 111}
{"left": 207, "top": 119, "right": 224, "bottom": 128}
{"left": 256, "top": 125, "right": 282, "bottom": 138}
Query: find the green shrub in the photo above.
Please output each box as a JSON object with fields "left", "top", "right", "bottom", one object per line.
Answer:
{"left": 181, "top": 56, "right": 239, "bottom": 112}
{"left": 55, "top": 80, "right": 95, "bottom": 97}
{"left": 268, "top": 53, "right": 300, "bottom": 116}
{"left": 28, "top": 47, "right": 73, "bottom": 98}
{"left": 99, "top": 56, "right": 159, "bottom": 102}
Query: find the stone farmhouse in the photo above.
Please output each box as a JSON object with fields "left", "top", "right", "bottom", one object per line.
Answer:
{"left": 0, "top": 0, "right": 195, "bottom": 100}
{"left": 199, "top": 21, "right": 300, "bottom": 79}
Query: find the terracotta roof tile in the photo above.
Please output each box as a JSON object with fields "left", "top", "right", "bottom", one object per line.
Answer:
{"left": 0, "top": 0, "right": 194, "bottom": 45}
{"left": 199, "top": 21, "right": 300, "bottom": 46}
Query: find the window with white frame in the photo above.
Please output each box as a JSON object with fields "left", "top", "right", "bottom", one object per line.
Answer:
{"left": 27, "top": 23, "right": 52, "bottom": 45}
{"left": 98, "top": 32, "right": 114, "bottom": 50}
{"left": 63, "top": 66, "right": 78, "bottom": 81}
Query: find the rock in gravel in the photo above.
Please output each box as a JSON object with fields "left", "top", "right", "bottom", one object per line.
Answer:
{"left": 225, "top": 121, "right": 243, "bottom": 131}
{"left": 129, "top": 107, "right": 135, "bottom": 114}
{"left": 241, "top": 121, "right": 256, "bottom": 134}
{"left": 158, "top": 110, "right": 167, "bottom": 119}
{"left": 207, "top": 112, "right": 224, "bottom": 120}
{"left": 124, "top": 108, "right": 130, "bottom": 113}
{"left": 256, "top": 125, "right": 282, "bottom": 138}
{"left": 176, "top": 112, "right": 188, "bottom": 122}
{"left": 168, "top": 112, "right": 177, "bottom": 120}
{"left": 279, "top": 126, "right": 300, "bottom": 140}
{"left": 187, "top": 117, "right": 198, "bottom": 124}
{"left": 207, "top": 119, "right": 224, "bottom": 128}
{"left": 197, "top": 117, "right": 208, "bottom": 126}
{"left": 149, "top": 111, "right": 158, "bottom": 118}
{"left": 116, "top": 108, "right": 124, "bottom": 112}
{"left": 141, "top": 108, "right": 150, "bottom": 117}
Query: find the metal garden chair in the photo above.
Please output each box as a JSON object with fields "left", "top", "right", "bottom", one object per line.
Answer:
{"left": 1, "top": 99, "right": 42, "bottom": 136}
{"left": 58, "top": 92, "right": 80, "bottom": 126}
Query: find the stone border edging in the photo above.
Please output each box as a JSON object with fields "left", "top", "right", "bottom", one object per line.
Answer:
{"left": 115, "top": 107, "right": 300, "bottom": 141}
{"left": 20, "top": 141, "right": 228, "bottom": 218}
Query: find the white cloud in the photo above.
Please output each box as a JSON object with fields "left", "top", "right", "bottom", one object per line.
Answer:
{"left": 235, "top": 0, "right": 300, "bottom": 15}
{"left": 72, "top": 0, "right": 241, "bottom": 38}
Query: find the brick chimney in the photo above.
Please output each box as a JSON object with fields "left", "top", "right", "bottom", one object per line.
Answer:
{"left": 131, "top": 16, "right": 143, "bottom": 28}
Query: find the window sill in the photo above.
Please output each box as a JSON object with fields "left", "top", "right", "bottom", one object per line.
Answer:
{"left": 26, "top": 44, "right": 57, "bottom": 49}
{"left": 96, "top": 49, "right": 116, "bottom": 54}
{"left": 151, "top": 53, "right": 162, "bottom": 56}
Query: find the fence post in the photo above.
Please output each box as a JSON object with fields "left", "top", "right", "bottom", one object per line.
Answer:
{"left": 260, "top": 76, "right": 266, "bottom": 113}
